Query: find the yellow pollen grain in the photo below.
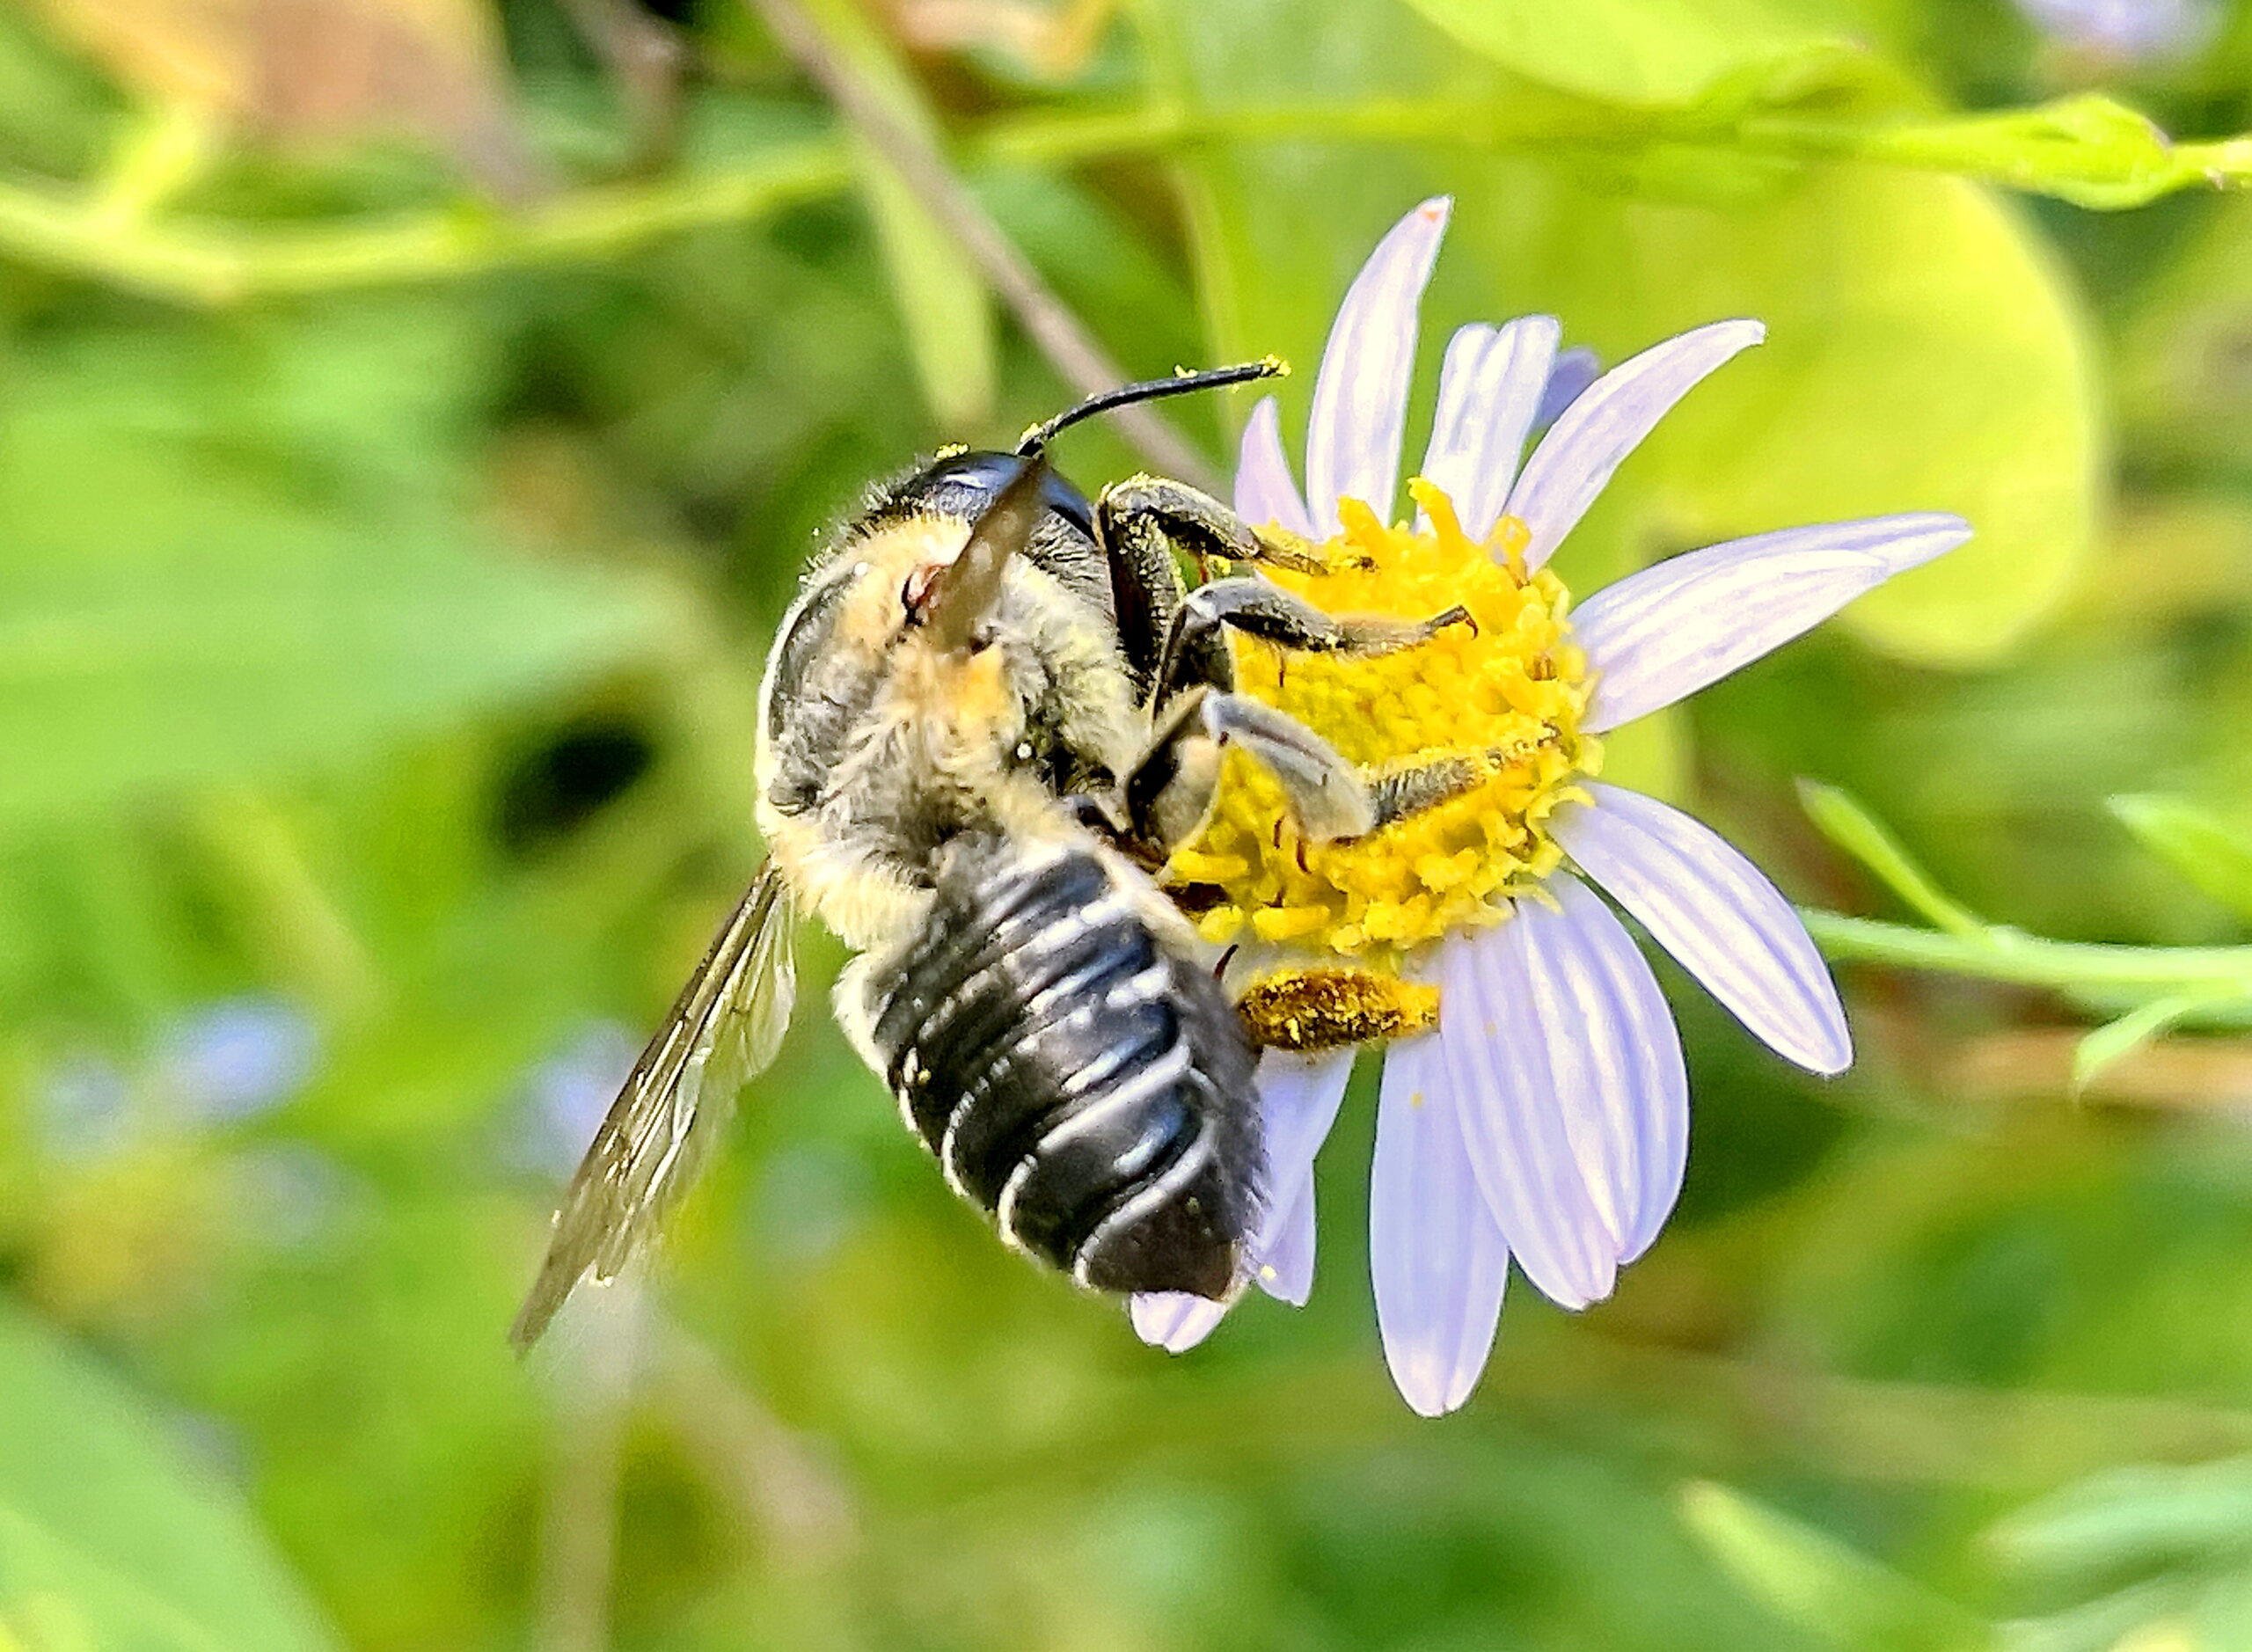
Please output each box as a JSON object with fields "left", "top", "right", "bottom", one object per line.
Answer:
{"left": 1164, "top": 477, "right": 1596, "bottom": 961}
{"left": 1236, "top": 968, "right": 1441, "bottom": 1052}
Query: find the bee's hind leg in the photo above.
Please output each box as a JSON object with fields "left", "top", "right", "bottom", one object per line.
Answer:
{"left": 1152, "top": 578, "right": 1471, "bottom": 708}
{"left": 1118, "top": 686, "right": 1374, "bottom": 863}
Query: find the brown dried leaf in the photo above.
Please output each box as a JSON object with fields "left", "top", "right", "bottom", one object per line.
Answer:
{"left": 33, "top": 0, "right": 536, "bottom": 195}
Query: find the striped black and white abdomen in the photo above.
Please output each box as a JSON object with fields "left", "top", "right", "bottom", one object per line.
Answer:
{"left": 858, "top": 827, "right": 1260, "bottom": 1299}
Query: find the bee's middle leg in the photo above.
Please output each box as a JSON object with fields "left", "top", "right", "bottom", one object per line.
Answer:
{"left": 1152, "top": 579, "right": 1472, "bottom": 709}
{"left": 1118, "top": 686, "right": 1375, "bottom": 861}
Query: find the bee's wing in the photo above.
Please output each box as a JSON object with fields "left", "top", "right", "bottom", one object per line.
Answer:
{"left": 510, "top": 859, "right": 797, "bottom": 1351}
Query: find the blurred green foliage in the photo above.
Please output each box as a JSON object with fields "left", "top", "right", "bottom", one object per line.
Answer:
{"left": 0, "top": 0, "right": 2248, "bottom": 1648}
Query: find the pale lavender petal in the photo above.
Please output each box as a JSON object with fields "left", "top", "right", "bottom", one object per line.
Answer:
{"left": 1260, "top": 1182, "right": 1318, "bottom": 1305}
{"left": 1253, "top": 1049, "right": 1353, "bottom": 1220}
{"left": 1132, "top": 1049, "right": 1349, "bottom": 1335}
{"left": 1540, "top": 878, "right": 1691, "bottom": 1262}
{"left": 1234, "top": 395, "right": 1315, "bottom": 538}
{"left": 1247, "top": 1049, "right": 1353, "bottom": 1302}
{"left": 1575, "top": 513, "right": 1972, "bottom": 732}
{"left": 1554, "top": 786, "right": 1851, "bottom": 1076}
{"left": 1131, "top": 1291, "right": 1228, "bottom": 1352}
{"left": 1534, "top": 346, "right": 1600, "bottom": 432}
{"left": 1371, "top": 1025, "right": 1510, "bottom": 1416}
{"left": 1417, "top": 316, "right": 1559, "bottom": 540}
{"left": 1444, "top": 875, "right": 1690, "bottom": 1295}
{"left": 1304, "top": 197, "right": 1451, "bottom": 533}
{"left": 1506, "top": 319, "right": 1766, "bottom": 571}
{"left": 1436, "top": 919, "right": 1614, "bottom": 1307}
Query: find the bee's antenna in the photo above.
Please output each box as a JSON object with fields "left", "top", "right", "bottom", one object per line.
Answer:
{"left": 1016, "top": 357, "right": 1287, "bottom": 457}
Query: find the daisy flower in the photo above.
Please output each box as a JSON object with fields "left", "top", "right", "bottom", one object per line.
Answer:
{"left": 1131, "top": 197, "right": 1971, "bottom": 1415}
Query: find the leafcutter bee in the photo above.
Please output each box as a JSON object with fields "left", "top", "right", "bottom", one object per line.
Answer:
{"left": 512, "top": 363, "right": 1473, "bottom": 1348}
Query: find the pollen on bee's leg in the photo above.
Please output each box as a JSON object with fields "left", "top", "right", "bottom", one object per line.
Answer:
{"left": 1237, "top": 969, "right": 1441, "bottom": 1053}
{"left": 1160, "top": 479, "right": 1590, "bottom": 962}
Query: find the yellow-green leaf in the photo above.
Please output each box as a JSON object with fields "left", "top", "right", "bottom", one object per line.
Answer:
{"left": 1628, "top": 165, "right": 2102, "bottom": 665}
{"left": 793, "top": 0, "right": 996, "bottom": 431}
{"left": 1680, "top": 1481, "right": 1990, "bottom": 1652}
{"left": 1399, "top": 0, "right": 1861, "bottom": 107}
{"left": 0, "top": 1297, "right": 344, "bottom": 1651}
{"left": 2110, "top": 795, "right": 2252, "bottom": 924}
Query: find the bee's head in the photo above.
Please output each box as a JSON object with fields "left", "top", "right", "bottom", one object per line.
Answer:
{"left": 897, "top": 455, "right": 1048, "bottom": 652}
{"left": 758, "top": 459, "right": 1052, "bottom": 790}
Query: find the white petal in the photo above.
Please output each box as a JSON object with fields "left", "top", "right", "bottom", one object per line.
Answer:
{"left": 1259, "top": 1181, "right": 1318, "bottom": 1305}
{"left": 1573, "top": 514, "right": 1973, "bottom": 732}
{"left": 1371, "top": 1027, "right": 1510, "bottom": 1416}
{"left": 1233, "top": 396, "right": 1314, "bottom": 538}
{"left": 1131, "top": 1049, "right": 1349, "bottom": 1336}
{"left": 1417, "top": 316, "right": 1560, "bottom": 540}
{"left": 1505, "top": 318, "right": 1766, "bottom": 572}
{"left": 1534, "top": 346, "right": 1601, "bottom": 432}
{"left": 1442, "top": 875, "right": 1691, "bottom": 1296}
{"left": 1304, "top": 197, "right": 1451, "bottom": 533}
{"left": 1253, "top": 1049, "right": 1352, "bottom": 1217}
{"left": 1554, "top": 785, "right": 1852, "bottom": 1075}
{"left": 1130, "top": 1291, "right": 1228, "bottom": 1352}
{"left": 1435, "top": 920, "right": 1613, "bottom": 1307}
{"left": 1244, "top": 1049, "right": 1353, "bottom": 1301}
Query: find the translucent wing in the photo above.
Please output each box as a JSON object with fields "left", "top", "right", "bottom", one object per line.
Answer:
{"left": 510, "top": 860, "right": 797, "bottom": 1350}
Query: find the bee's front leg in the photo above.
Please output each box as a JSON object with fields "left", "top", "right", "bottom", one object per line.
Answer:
{"left": 1093, "top": 476, "right": 1323, "bottom": 696}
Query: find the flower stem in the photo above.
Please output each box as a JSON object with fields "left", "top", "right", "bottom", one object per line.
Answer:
{"left": 1801, "top": 911, "right": 2252, "bottom": 999}
{"left": 0, "top": 91, "right": 2245, "bottom": 303}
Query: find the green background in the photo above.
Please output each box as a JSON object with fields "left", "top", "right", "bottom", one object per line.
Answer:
{"left": 2, "top": 0, "right": 2251, "bottom": 1646}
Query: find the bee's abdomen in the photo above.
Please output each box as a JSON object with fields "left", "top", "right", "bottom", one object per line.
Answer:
{"left": 866, "top": 829, "right": 1259, "bottom": 1299}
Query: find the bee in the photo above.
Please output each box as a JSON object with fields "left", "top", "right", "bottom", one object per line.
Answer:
{"left": 511, "top": 363, "right": 1473, "bottom": 1349}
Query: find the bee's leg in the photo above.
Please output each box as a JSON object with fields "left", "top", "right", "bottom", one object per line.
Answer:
{"left": 1099, "top": 476, "right": 1327, "bottom": 574}
{"left": 1368, "top": 753, "right": 1494, "bottom": 830}
{"left": 1121, "top": 686, "right": 1375, "bottom": 859}
{"left": 1362, "top": 736, "right": 1566, "bottom": 830}
{"left": 1153, "top": 578, "right": 1472, "bottom": 707}
{"left": 1093, "top": 477, "right": 1324, "bottom": 695}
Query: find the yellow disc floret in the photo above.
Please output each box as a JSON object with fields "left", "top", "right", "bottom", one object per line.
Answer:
{"left": 1168, "top": 478, "right": 1597, "bottom": 961}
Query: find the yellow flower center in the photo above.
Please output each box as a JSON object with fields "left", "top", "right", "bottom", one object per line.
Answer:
{"left": 1166, "top": 478, "right": 1598, "bottom": 961}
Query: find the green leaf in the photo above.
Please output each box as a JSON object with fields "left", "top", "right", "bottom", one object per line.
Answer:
{"left": 1757, "top": 95, "right": 2222, "bottom": 212}
{"left": 2072, "top": 994, "right": 2228, "bottom": 1093}
{"left": 1798, "top": 782, "right": 1985, "bottom": 936}
{"left": 0, "top": 1297, "right": 343, "bottom": 1651}
{"left": 0, "top": 411, "right": 666, "bottom": 835}
{"left": 1991, "top": 1460, "right": 2252, "bottom": 1583}
{"left": 1603, "top": 163, "right": 2102, "bottom": 665}
{"left": 1679, "top": 1481, "right": 1991, "bottom": 1651}
{"left": 2110, "top": 796, "right": 2252, "bottom": 925}
{"left": 1398, "top": 0, "right": 1861, "bottom": 107}
{"left": 793, "top": 0, "right": 996, "bottom": 432}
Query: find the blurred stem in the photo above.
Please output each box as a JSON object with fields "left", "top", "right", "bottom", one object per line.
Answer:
{"left": 648, "top": 1319, "right": 859, "bottom": 1566}
{"left": 0, "top": 140, "right": 852, "bottom": 302}
{"left": 181, "top": 788, "right": 382, "bottom": 1020}
{"left": 742, "top": 0, "right": 1213, "bottom": 482}
{"left": 1, "top": 93, "right": 2246, "bottom": 303}
{"left": 1802, "top": 911, "right": 2252, "bottom": 1000}
{"left": 84, "top": 102, "right": 218, "bottom": 229}
{"left": 532, "top": 1282, "right": 643, "bottom": 1652}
